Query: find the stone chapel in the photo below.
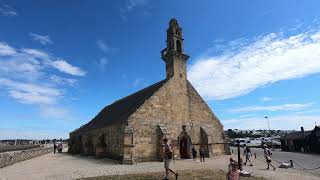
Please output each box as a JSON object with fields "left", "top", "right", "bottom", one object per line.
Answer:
{"left": 68, "top": 18, "right": 229, "bottom": 164}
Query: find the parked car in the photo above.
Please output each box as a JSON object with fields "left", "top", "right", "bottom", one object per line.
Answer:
{"left": 246, "top": 139, "right": 263, "bottom": 148}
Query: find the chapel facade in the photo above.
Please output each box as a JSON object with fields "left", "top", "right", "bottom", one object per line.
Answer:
{"left": 68, "top": 19, "right": 229, "bottom": 164}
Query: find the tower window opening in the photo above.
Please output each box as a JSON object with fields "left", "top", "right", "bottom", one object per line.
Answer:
{"left": 176, "top": 29, "right": 180, "bottom": 36}
{"left": 176, "top": 40, "right": 182, "bottom": 53}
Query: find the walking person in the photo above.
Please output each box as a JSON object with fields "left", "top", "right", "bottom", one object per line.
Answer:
{"left": 199, "top": 146, "right": 205, "bottom": 162}
{"left": 263, "top": 144, "right": 276, "bottom": 171}
{"left": 163, "top": 138, "right": 179, "bottom": 180}
{"left": 53, "top": 142, "right": 57, "bottom": 154}
{"left": 243, "top": 144, "right": 253, "bottom": 166}
{"left": 191, "top": 145, "right": 197, "bottom": 161}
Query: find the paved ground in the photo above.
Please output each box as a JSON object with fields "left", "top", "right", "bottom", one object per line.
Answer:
{"left": 231, "top": 147, "right": 320, "bottom": 174}
{"left": 0, "top": 149, "right": 319, "bottom": 180}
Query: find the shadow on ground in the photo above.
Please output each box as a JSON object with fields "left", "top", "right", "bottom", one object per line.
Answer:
{"left": 57, "top": 152, "right": 121, "bottom": 165}
{"left": 78, "top": 169, "right": 265, "bottom": 180}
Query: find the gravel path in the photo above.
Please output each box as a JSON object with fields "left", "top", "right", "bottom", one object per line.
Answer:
{"left": 0, "top": 150, "right": 319, "bottom": 180}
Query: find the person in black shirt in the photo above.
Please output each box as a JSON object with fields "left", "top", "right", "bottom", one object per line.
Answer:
{"left": 192, "top": 146, "right": 197, "bottom": 161}
{"left": 199, "top": 146, "right": 205, "bottom": 162}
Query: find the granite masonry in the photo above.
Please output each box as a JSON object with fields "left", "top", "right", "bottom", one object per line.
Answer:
{"left": 0, "top": 146, "right": 53, "bottom": 168}
{"left": 68, "top": 19, "right": 229, "bottom": 164}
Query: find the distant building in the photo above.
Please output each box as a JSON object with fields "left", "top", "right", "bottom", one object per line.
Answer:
{"left": 305, "top": 126, "right": 320, "bottom": 153}
{"left": 68, "top": 19, "right": 228, "bottom": 164}
{"left": 281, "top": 126, "right": 320, "bottom": 153}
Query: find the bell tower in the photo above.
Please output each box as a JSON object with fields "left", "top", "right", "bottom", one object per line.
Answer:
{"left": 161, "top": 18, "right": 190, "bottom": 79}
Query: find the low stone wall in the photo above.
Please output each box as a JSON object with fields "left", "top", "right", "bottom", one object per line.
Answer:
{"left": 0, "top": 146, "right": 53, "bottom": 168}
{"left": 0, "top": 145, "right": 41, "bottom": 153}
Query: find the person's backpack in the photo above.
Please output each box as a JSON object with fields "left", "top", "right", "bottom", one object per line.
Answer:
{"left": 246, "top": 146, "right": 251, "bottom": 153}
{"left": 167, "top": 151, "right": 173, "bottom": 159}
{"left": 165, "top": 144, "right": 173, "bottom": 159}
{"left": 267, "top": 148, "right": 272, "bottom": 156}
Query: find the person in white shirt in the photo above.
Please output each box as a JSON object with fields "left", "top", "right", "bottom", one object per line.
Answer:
{"left": 163, "top": 138, "right": 179, "bottom": 180}
{"left": 243, "top": 144, "right": 253, "bottom": 166}
{"left": 263, "top": 144, "right": 276, "bottom": 171}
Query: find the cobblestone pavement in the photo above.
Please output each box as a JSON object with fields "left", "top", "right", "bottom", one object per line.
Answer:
{"left": 0, "top": 150, "right": 319, "bottom": 180}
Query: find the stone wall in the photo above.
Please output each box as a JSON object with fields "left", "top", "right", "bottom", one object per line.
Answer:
{"left": 69, "top": 72, "right": 227, "bottom": 163}
{"left": 0, "top": 145, "right": 41, "bottom": 153}
{"left": 127, "top": 76, "right": 227, "bottom": 161}
{"left": 187, "top": 80, "right": 226, "bottom": 155}
{"left": 69, "top": 124, "right": 124, "bottom": 160}
{"left": 0, "top": 146, "right": 53, "bottom": 168}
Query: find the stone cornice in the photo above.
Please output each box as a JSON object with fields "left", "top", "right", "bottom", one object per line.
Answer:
{"left": 161, "top": 50, "right": 190, "bottom": 62}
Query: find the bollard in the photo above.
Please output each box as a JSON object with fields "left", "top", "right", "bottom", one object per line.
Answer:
{"left": 236, "top": 140, "right": 242, "bottom": 171}
{"left": 254, "top": 153, "right": 256, "bottom": 159}
{"left": 232, "top": 149, "right": 234, "bottom": 154}
{"left": 290, "top": 160, "right": 293, "bottom": 168}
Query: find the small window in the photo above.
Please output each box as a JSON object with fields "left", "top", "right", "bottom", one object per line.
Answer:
{"left": 176, "top": 40, "right": 182, "bottom": 53}
{"left": 180, "top": 74, "right": 182, "bottom": 78}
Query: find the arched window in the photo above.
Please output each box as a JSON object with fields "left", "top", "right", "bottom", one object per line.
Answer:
{"left": 176, "top": 40, "right": 182, "bottom": 53}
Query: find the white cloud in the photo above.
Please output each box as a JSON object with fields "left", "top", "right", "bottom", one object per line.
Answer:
{"left": 188, "top": 30, "right": 320, "bottom": 100}
{"left": 260, "top": 97, "right": 272, "bottom": 102}
{"left": 52, "top": 60, "right": 86, "bottom": 76}
{"left": 0, "top": 41, "right": 84, "bottom": 121}
{"left": 96, "top": 40, "right": 118, "bottom": 54}
{"left": 120, "top": 0, "right": 151, "bottom": 20}
{"left": 132, "top": 78, "right": 145, "bottom": 87}
{"left": 29, "top": 33, "right": 53, "bottom": 45}
{"left": 229, "top": 103, "right": 313, "bottom": 113}
{"left": 39, "top": 106, "right": 73, "bottom": 120}
{"left": 21, "top": 49, "right": 86, "bottom": 77}
{"left": 49, "top": 75, "right": 77, "bottom": 86}
{"left": 0, "top": 78, "right": 61, "bottom": 105}
{"left": 0, "top": 128, "right": 68, "bottom": 139}
{"left": 96, "top": 41, "right": 116, "bottom": 71}
{"left": 96, "top": 57, "right": 109, "bottom": 70}
{"left": 21, "top": 48, "right": 50, "bottom": 60}
{"left": 223, "top": 114, "right": 320, "bottom": 130}
{"left": 0, "top": 44, "right": 86, "bottom": 78}
{"left": 0, "top": 53, "right": 43, "bottom": 81}
{"left": 0, "top": 4, "right": 17, "bottom": 17}
{"left": 0, "top": 42, "right": 16, "bottom": 56}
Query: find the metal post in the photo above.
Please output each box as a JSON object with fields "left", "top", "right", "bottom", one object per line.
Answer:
{"left": 265, "top": 116, "right": 274, "bottom": 150}
{"left": 237, "top": 140, "right": 242, "bottom": 170}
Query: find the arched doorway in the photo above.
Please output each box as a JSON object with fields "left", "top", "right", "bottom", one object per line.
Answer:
{"left": 178, "top": 125, "right": 191, "bottom": 159}
{"left": 179, "top": 136, "right": 189, "bottom": 158}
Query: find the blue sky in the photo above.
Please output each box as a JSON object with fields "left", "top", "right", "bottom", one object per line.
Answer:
{"left": 1, "top": 0, "right": 320, "bottom": 139}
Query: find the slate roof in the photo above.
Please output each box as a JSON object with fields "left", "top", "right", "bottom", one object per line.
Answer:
{"left": 76, "top": 79, "right": 168, "bottom": 132}
{"left": 281, "top": 130, "right": 312, "bottom": 140}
